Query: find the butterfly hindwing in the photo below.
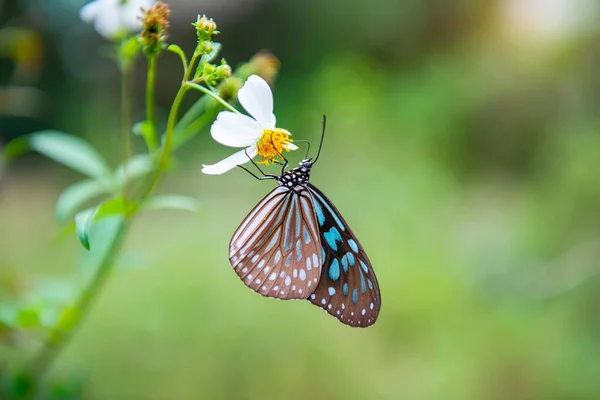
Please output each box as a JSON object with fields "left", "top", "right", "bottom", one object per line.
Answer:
{"left": 229, "top": 186, "right": 323, "bottom": 299}
{"left": 306, "top": 184, "right": 381, "bottom": 327}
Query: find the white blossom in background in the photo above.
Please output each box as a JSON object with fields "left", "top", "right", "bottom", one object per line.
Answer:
{"left": 80, "top": 0, "right": 154, "bottom": 39}
{"left": 502, "top": 0, "right": 598, "bottom": 45}
{"left": 202, "top": 75, "right": 298, "bottom": 175}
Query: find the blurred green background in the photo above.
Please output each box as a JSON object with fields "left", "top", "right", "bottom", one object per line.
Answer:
{"left": 2, "top": 0, "right": 600, "bottom": 398}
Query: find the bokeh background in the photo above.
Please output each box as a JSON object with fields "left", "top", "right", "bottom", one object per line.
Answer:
{"left": 2, "top": 0, "right": 600, "bottom": 398}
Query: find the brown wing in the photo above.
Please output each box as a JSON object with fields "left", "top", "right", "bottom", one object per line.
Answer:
{"left": 229, "top": 186, "right": 323, "bottom": 299}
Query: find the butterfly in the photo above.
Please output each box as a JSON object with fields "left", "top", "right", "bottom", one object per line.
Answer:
{"left": 228, "top": 116, "right": 381, "bottom": 327}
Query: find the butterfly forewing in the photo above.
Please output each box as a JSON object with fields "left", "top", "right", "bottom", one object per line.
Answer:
{"left": 306, "top": 184, "right": 381, "bottom": 327}
{"left": 229, "top": 186, "right": 323, "bottom": 299}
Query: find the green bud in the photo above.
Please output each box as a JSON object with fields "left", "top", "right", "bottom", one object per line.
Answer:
{"left": 199, "top": 40, "right": 213, "bottom": 55}
{"left": 216, "top": 64, "right": 231, "bottom": 79}
{"left": 193, "top": 15, "right": 218, "bottom": 37}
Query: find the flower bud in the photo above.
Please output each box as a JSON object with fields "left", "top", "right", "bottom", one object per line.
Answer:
{"left": 193, "top": 14, "right": 218, "bottom": 37}
{"left": 237, "top": 51, "right": 280, "bottom": 85}
{"left": 216, "top": 63, "right": 232, "bottom": 79}
{"left": 218, "top": 77, "right": 243, "bottom": 102}
{"left": 139, "top": 1, "right": 170, "bottom": 56}
{"left": 199, "top": 40, "right": 213, "bottom": 55}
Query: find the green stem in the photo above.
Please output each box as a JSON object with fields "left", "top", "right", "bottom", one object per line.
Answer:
{"left": 26, "top": 219, "right": 129, "bottom": 396}
{"left": 186, "top": 82, "right": 239, "bottom": 113}
{"left": 120, "top": 64, "right": 133, "bottom": 194}
{"left": 172, "top": 104, "right": 218, "bottom": 151}
{"left": 144, "top": 55, "right": 159, "bottom": 152}
{"left": 136, "top": 84, "right": 189, "bottom": 203}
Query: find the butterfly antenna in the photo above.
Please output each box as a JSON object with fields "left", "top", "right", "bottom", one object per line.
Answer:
{"left": 312, "top": 114, "right": 326, "bottom": 164}
{"left": 293, "top": 140, "right": 312, "bottom": 160}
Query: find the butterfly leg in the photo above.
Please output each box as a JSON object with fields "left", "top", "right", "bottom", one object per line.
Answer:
{"left": 237, "top": 165, "right": 276, "bottom": 180}
{"left": 239, "top": 148, "right": 277, "bottom": 180}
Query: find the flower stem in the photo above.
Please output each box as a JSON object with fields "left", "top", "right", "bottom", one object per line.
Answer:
{"left": 136, "top": 84, "right": 189, "bottom": 203}
{"left": 144, "top": 54, "right": 159, "bottom": 152}
{"left": 186, "top": 82, "right": 239, "bottom": 113}
{"left": 120, "top": 64, "right": 133, "bottom": 180}
{"left": 26, "top": 219, "right": 128, "bottom": 396}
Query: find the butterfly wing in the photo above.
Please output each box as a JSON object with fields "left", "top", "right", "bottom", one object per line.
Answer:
{"left": 306, "top": 183, "right": 381, "bottom": 327}
{"left": 229, "top": 186, "right": 323, "bottom": 299}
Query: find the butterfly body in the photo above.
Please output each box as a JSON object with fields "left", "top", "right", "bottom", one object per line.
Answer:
{"left": 229, "top": 159, "right": 381, "bottom": 327}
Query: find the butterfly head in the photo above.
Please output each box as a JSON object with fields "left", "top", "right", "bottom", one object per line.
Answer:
{"left": 300, "top": 159, "right": 313, "bottom": 169}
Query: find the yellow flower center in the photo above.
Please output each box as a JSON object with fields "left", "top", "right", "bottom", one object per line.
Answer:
{"left": 256, "top": 128, "right": 293, "bottom": 165}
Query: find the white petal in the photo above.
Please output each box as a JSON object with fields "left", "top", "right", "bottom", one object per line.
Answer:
{"left": 238, "top": 75, "right": 276, "bottom": 129}
{"left": 211, "top": 111, "right": 264, "bottom": 148}
{"left": 122, "top": 0, "right": 152, "bottom": 31}
{"left": 285, "top": 143, "right": 299, "bottom": 150}
{"left": 94, "top": 8, "right": 123, "bottom": 38}
{"left": 80, "top": 1, "right": 100, "bottom": 23}
{"left": 202, "top": 146, "right": 258, "bottom": 175}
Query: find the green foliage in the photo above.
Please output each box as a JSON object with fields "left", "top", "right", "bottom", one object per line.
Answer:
{"left": 56, "top": 180, "right": 109, "bottom": 225}
{"left": 4, "top": 131, "right": 114, "bottom": 187}
{"left": 75, "top": 197, "right": 126, "bottom": 250}
{"left": 144, "top": 195, "right": 200, "bottom": 213}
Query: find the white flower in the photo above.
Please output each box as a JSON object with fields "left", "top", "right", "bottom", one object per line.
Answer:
{"left": 202, "top": 75, "right": 298, "bottom": 175}
{"left": 80, "top": 0, "right": 154, "bottom": 40}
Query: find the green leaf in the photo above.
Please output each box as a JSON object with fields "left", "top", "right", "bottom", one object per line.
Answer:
{"left": 74, "top": 197, "right": 126, "bottom": 250}
{"left": 4, "top": 131, "right": 114, "bottom": 185}
{"left": 56, "top": 179, "right": 110, "bottom": 224}
{"left": 132, "top": 121, "right": 157, "bottom": 150}
{"left": 74, "top": 207, "right": 98, "bottom": 251}
{"left": 168, "top": 44, "right": 188, "bottom": 71}
{"left": 115, "top": 154, "right": 154, "bottom": 186}
{"left": 144, "top": 195, "right": 200, "bottom": 213}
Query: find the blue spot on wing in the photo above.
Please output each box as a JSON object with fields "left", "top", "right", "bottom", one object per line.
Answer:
{"left": 321, "top": 247, "right": 326, "bottom": 264}
{"left": 329, "top": 259, "right": 340, "bottom": 281}
{"left": 341, "top": 254, "right": 348, "bottom": 272}
{"left": 359, "top": 270, "right": 367, "bottom": 294}
{"left": 360, "top": 260, "right": 369, "bottom": 273}
{"left": 343, "top": 283, "right": 349, "bottom": 295}
{"left": 323, "top": 227, "right": 342, "bottom": 251}
{"left": 310, "top": 189, "right": 346, "bottom": 231}
{"left": 313, "top": 196, "right": 325, "bottom": 226}
{"left": 347, "top": 252, "right": 355, "bottom": 266}
{"left": 347, "top": 239, "right": 359, "bottom": 253}
{"left": 352, "top": 288, "right": 358, "bottom": 304}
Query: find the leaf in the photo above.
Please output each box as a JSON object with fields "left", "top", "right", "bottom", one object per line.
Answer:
{"left": 4, "top": 131, "right": 114, "bottom": 185}
{"left": 144, "top": 195, "right": 200, "bottom": 213}
{"left": 74, "top": 197, "right": 126, "bottom": 250}
{"left": 132, "top": 121, "right": 157, "bottom": 151}
{"left": 74, "top": 207, "right": 98, "bottom": 251}
{"left": 56, "top": 179, "right": 110, "bottom": 224}
{"left": 115, "top": 154, "right": 154, "bottom": 186}
{"left": 168, "top": 44, "right": 188, "bottom": 71}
